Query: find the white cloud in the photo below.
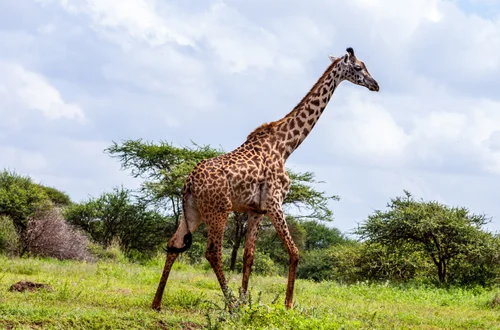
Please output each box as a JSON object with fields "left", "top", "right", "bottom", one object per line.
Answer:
{"left": 324, "top": 84, "right": 500, "bottom": 176}
{"left": 329, "top": 89, "right": 409, "bottom": 165}
{"left": 0, "top": 146, "right": 49, "bottom": 172}
{"left": 46, "top": 0, "right": 313, "bottom": 75}
{"left": 37, "top": 0, "right": 193, "bottom": 47}
{"left": 0, "top": 61, "right": 84, "bottom": 121}
{"left": 100, "top": 46, "right": 216, "bottom": 111}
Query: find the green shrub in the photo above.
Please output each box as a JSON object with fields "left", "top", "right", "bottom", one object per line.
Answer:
{"left": 328, "top": 244, "right": 365, "bottom": 283}
{"left": 298, "top": 243, "right": 434, "bottom": 284}
{"left": 355, "top": 243, "right": 433, "bottom": 283}
{"left": 296, "top": 244, "right": 364, "bottom": 283}
{"left": 301, "top": 220, "right": 350, "bottom": 251}
{"left": 37, "top": 185, "right": 72, "bottom": 206}
{"left": 0, "top": 215, "right": 19, "bottom": 256}
{"left": 88, "top": 240, "right": 127, "bottom": 263}
{"left": 0, "top": 170, "right": 52, "bottom": 239}
{"left": 356, "top": 191, "right": 494, "bottom": 284}
{"left": 297, "top": 248, "right": 335, "bottom": 282}
{"left": 447, "top": 234, "right": 500, "bottom": 286}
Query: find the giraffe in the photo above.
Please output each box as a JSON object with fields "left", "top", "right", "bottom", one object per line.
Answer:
{"left": 151, "top": 47, "right": 379, "bottom": 311}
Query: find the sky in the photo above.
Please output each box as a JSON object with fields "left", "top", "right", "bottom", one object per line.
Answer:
{"left": 1, "top": 0, "right": 500, "bottom": 234}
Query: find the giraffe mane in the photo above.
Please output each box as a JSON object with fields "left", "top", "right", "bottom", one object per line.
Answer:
{"left": 246, "top": 121, "right": 279, "bottom": 140}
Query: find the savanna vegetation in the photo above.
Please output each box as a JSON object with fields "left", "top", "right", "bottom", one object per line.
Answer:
{"left": 2, "top": 255, "right": 500, "bottom": 329}
{"left": 1, "top": 140, "right": 500, "bottom": 329}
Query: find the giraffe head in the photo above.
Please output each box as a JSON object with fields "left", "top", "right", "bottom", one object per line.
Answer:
{"left": 328, "top": 47, "right": 379, "bottom": 92}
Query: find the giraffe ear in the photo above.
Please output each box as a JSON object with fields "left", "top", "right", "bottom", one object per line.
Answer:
{"left": 343, "top": 54, "right": 349, "bottom": 64}
{"left": 328, "top": 55, "right": 338, "bottom": 63}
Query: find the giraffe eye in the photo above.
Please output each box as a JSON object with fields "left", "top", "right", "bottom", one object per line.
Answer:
{"left": 354, "top": 65, "right": 363, "bottom": 71}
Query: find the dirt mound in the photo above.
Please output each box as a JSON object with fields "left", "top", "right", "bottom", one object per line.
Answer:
{"left": 9, "top": 281, "right": 52, "bottom": 292}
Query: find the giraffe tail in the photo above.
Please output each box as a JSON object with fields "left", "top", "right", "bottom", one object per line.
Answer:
{"left": 165, "top": 180, "right": 194, "bottom": 253}
{"left": 165, "top": 232, "right": 192, "bottom": 253}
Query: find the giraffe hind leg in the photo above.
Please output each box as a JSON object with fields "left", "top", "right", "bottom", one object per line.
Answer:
{"left": 151, "top": 194, "right": 202, "bottom": 311}
{"left": 151, "top": 252, "right": 178, "bottom": 311}
{"left": 204, "top": 211, "right": 236, "bottom": 307}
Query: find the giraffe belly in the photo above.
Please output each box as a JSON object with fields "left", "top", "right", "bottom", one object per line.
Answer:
{"left": 230, "top": 181, "right": 268, "bottom": 213}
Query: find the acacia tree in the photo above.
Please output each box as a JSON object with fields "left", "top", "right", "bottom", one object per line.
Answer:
{"left": 356, "top": 191, "right": 491, "bottom": 283}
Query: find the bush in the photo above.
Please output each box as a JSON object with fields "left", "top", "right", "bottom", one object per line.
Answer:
{"left": 326, "top": 244, "right": 364, "bottom": 283}
{"left": 447, "top": 234, "right": 500, "bottom": 286}
{"left": 354, "top": 243, "right": 433, "bottom": 283}
{"left": 0, "top": 215, "right": 19, "bottom": 256}
{"left": 301, "top": 220, "right": 350, "bottom": 251}
{"left": 297, "top": 243, "right": 434, "bottom": 284}
{"left": 26, "top": 208, "right": 92, "bottom": 261}
{"left": 297, "top": 248, "right": 335, "bottom": 282}
{"left": 0, "top": 170, "right": 52, "bottom": 237}
{"left": 87, "top": 240, "right": 127, "bottom": 262}
{"left": 37, "top": 185, "right": 72, "bottom": 206}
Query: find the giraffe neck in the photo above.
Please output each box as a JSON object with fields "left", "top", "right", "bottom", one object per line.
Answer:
{"left": 277, "top": 60, "right": 343, "bottom": 160}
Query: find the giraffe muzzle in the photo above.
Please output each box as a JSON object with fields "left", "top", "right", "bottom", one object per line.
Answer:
{"left": 366, "top": 78, "right": 379, "bottom": 92}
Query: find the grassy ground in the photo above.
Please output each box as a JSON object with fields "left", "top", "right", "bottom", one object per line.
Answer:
{"left": 1, "top": 255, "right": 499, "bottom": 329}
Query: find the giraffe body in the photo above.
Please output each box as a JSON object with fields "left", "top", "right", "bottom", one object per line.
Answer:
{"left": 152, "top": 47, "right": 379, "bottom": 311}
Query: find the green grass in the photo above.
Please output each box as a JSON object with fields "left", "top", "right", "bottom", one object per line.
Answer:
{"left": 1, "top": 255, "right": 499, "bottom": 329}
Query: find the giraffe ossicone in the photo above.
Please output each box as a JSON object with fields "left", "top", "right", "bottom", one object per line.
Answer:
{"left": 151, "top": 47, "right": 379, "bottom": 311}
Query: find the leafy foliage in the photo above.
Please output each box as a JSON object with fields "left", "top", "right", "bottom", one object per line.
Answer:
{"left": 356, "top": 191, "right": 495, "bottom": 284}
{"left": 297, "top": 242, "right": 435, "bottom": 283}
{"left": 446, "top": 233, "right": 500, "bottom": 286}
{"left": 0, "top": 170, "right": 52, "bottom": 236}
{"left": 0, "top": 215, "right": 19, "bottom": 256}
{"left": 301, "top": 220, "right": 349, "bottom": 251}
{"left": 284, "top": 171, "right": 339, "bottom": 221}
{"left": 37, "top": 185, "right": 72, "bottom": 206}
{"left": 223, "top": 247, "right": 281, "bottom": 276}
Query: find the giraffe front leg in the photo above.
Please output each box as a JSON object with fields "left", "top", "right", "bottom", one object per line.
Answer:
{"left": 240, "top": 212, "right": 264, "bottom": 301}
{"left": 267, "top": 206, "right": 299, "bottom": 309}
